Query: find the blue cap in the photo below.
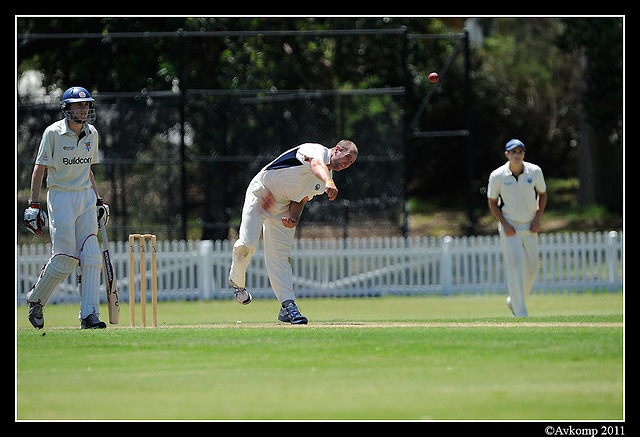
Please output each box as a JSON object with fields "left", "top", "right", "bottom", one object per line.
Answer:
{"left": 505, "top": 139, "right": 525, "bottom": 152}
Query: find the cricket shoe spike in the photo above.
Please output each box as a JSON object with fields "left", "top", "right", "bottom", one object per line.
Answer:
{"left": 229, "top": 278, "right": 252, "bottom": 305}
{"left": 81, "top": 313, "right": 107, "bottom": 329}
{"left": 278, "top": 301, "right": 308, "bottom": 324}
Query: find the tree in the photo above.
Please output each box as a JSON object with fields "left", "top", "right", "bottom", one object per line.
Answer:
{"left": 557, "top": 17, "right": 623, "bottom": 213}
{"left": 18, "top": 17, "right": 622, "bottom": 240}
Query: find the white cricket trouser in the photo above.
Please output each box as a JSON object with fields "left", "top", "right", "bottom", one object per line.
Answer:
{"left": 499, "top": 222, "right": 539, "bottom": 317}
{"left": 229, "top": 178, "right": 296, "bottom": 303}
{"left": 27, "top": 188, "right": 102, "bottom": 319}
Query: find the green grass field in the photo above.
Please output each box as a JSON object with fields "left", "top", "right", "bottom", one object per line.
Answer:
{"left": 16, "top": 293, "right": 624, "bottom": 421}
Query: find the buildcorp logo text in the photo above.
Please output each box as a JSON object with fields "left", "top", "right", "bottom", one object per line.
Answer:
{"left": 63, "top": 157, "right": 92, "bottom": 165}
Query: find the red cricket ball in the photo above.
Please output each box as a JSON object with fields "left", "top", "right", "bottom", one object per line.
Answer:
{"left": 429, "top": 72, "right": 439, "bottom": 83}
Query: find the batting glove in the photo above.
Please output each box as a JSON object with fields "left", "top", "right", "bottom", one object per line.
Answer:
{"left": 24, "top": 201, "right": 48, "bottom": 235}
{"left": 96, "top": 198, "right": 110, "bottom": 227}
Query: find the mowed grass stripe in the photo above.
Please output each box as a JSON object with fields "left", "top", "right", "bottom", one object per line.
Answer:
{"left": 16, "top": 295, "right": 623, "bottom": 420}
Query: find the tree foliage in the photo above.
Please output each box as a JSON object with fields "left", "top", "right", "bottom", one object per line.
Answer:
{"left": 17, "top": 16, "right": 623, "bottom": 240}
{"left": 557, "top": 17, "right": 623, "bottom": 212}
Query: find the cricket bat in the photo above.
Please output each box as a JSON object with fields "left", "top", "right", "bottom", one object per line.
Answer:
{"left": 99, "top": 216, "right": 119, "bottom": 324}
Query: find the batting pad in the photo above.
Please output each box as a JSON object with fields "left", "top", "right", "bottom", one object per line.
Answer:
{"left": 78, "top": 235, "right": 102, "bottom": 318}
{"left": 26, "top": 254, "right": 79, "bottom": 306}
{"left": 79, "top": 234, "right": 101, "bottom": 267}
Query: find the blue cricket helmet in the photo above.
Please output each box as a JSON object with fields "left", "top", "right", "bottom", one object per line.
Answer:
{"left": 61, "top": 86, "right": 96, "bottom": 124}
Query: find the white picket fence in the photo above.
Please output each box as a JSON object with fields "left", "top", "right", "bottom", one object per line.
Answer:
{"left": 16, "top": 231, "right": 623, "bottom": 306}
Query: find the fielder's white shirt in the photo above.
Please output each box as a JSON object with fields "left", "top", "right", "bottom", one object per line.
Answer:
{"left": 35, "top": 119, "right": 99, "bottom": 191}
{"left": 257, "top": 143, "right": 332, "bottom": 204}
{"left": 487, "top": 161, "right": 546, "bottom": 225}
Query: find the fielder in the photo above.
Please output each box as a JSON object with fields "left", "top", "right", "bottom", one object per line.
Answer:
{"left": 487, "top": 139, "right": 547, "bottom": 317}
{"left": 229, "top": 140, "right": 358, "bottom": 324}
{"left": 24, "top": 86, "right": 110, "bottom": 329}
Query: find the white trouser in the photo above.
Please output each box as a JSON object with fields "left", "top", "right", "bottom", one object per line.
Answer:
{"left": 26, "top": 189, "right": 102, "bottom": 319}
{"left": 229, "top": 178, "right": 296, "bottom": 303}
{"left": 499, "top": 223, "right": 539, "bottom": 317}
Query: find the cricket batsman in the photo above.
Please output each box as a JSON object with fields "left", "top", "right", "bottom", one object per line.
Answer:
{"left": 229, "top": 140, "right": 358, "bottom": 324}
{"left": 24, "top": 86, "right": 111, "bottom": 329}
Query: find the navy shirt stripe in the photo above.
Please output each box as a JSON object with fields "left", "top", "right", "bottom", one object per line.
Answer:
{"left": 266, "top": 148, "right": 303, "bottom": 170}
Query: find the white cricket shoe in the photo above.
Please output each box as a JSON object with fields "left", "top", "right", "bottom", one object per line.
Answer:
{"left": 229, "top": 278, "right": 252, "bottom": 305}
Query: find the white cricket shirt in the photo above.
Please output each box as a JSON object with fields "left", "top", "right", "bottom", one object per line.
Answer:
{"left": 35, "top": 119, "right": 99, "bottom": 191}
{"left": 487, "top": 161, "right": 546, "bottom": 225}
{"left": 257, "top": 143, "right": 332, "bottom": 204}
